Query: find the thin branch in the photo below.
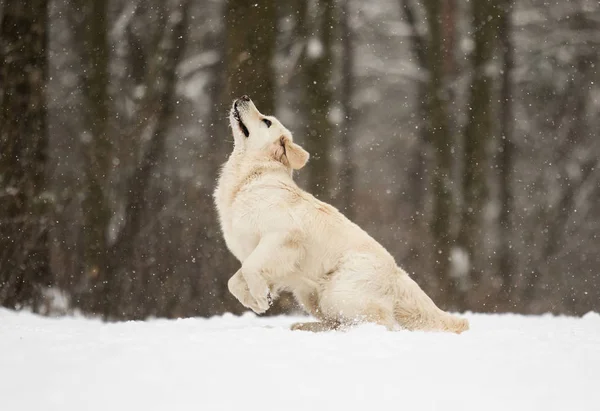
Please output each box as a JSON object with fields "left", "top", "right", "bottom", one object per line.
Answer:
{"left": 397, "top": 0, "right": 427, "bottom": 68}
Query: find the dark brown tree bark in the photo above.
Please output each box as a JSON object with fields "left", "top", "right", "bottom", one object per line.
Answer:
{"left": 225, "top": 0, "right": 276, "bottom": 114}
{"left": 441, "top": 0, "right": 457, "bottom": 77}
{"left": 397, "top": 0, "right": 430, "bottom": 277}
{"left": 70, "top": 0, "right": 113, "bottom": 312}
{"left": 497, "top": 0, "right": 515, "bottom": 310}
{"left": 0, "top": 0, "right": 51, "bottom": 311}
{"left": 339, "top": 0, "right": 355, "bottom": 219}
{"left": 457, "top": 0, "right": 500, "bottom": 295}
{"left": 303, "top": 0, "right": 335, "bottom": 201}
{"left": 422, "top": 0, "right": 461, "bottom": 308}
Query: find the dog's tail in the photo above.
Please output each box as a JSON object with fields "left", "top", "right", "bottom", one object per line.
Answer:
{"left": 393, "top": 270, "right": 469, "bottom": 334}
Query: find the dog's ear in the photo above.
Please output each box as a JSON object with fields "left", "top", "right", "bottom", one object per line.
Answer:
{"left": 271, "top": 136, "right": 310, "bottom": 170}
{"left": 282, "top": 137, "right": 309, "bottom": 170}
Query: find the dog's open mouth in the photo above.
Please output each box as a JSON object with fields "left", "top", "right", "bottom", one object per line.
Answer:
{"left": 233, "top": 103, "right": 250, "bottom": 138}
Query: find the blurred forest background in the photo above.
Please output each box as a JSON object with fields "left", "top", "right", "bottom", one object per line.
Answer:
{"left": 1, "top": 0, "right": 599, "bottom": 320}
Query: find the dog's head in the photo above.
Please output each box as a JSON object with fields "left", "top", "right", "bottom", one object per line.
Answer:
{"left": 229, "top": 95, "right": 309, "bottom": 170}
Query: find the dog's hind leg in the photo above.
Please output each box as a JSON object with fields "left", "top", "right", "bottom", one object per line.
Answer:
{"left": 290, "top": 290, "right": 342, "bottom": 332}
{"left": 293, "top": 289, "right": 327, "bottom": 319}
{"left": 290, "top": 321, "right": 340, "bottom": 332}
{"left": 291, "top": 309, "right": 395, "bottom": 332}
{"left": 316, "top": 256, "right": 398, "bottom": 330}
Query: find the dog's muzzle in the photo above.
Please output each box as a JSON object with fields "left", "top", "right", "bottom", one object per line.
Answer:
{"left": 233, "top": 96, "right": 250, "bottom": 137}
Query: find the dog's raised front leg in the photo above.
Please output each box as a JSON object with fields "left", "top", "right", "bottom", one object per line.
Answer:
{"left": 241, "top": 231, "right": 305, "bottom": 314}
{"left": 228, "top": 269, "right": 263, "bottom": 313}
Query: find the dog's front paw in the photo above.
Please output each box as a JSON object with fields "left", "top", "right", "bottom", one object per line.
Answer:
{"left": 246, "top": 284, "right": 270, "bottom": 314}
{"left": 249, "top": 290, "right": 271, "bottom": 314}
{"left": 245, "top": 275, "right": 271, "bottom": 314}
{"left": 228, "top": 271, "right": 260, "bottom": 311}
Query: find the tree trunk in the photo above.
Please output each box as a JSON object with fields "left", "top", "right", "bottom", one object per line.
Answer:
{"left": 423, "top": 0, "right": 461, "bottom": 309}
{"left": 457, "top": 0, "right": 499, "bottom": 295}
{"left": 339, "top": 0, "right": 355, "bottom": 219}
{"left": 303, "top": 0, "right": 335, "bottom": 201}
{"left": 0, "top": 0, "right": 51, "bottom": 311}
{"left": 497, "top": 0, "right": 515, "bottom": 310}
{"left": 397, "top": 0, "right": 430, "bottom": 277}
{"left": 73, "top": 0, "right": 113, "bottom": 312}
{"left": 225, "top": 0, "right": 276, "bottom": 114}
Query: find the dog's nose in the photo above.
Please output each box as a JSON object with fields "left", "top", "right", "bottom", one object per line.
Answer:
{"left": 239, "top": 95, "right": 250, "bottom": 102}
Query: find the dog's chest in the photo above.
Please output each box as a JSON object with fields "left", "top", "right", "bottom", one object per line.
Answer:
{"left": 216, "top": 178, "right": 260, "bottom": 262}
{"left": 222, "top": 214, "right": 259, "bottom": 262}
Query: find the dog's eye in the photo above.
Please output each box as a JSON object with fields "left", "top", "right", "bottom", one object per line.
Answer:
{"left": 262, "top": 118, "right": 272, "bottom": 128}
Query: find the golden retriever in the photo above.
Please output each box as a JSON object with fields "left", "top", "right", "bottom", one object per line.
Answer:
{"left": 214, "top": 96, "right": 469, "bottom": 333}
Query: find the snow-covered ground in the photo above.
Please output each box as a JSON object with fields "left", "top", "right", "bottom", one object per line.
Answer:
{"left": 1, "top": 309, "right": 599, "bottom": 411}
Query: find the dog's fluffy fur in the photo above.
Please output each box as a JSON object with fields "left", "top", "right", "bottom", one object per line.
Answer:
{"left": 214, "top": 96, "right": 469, "bottom": 333}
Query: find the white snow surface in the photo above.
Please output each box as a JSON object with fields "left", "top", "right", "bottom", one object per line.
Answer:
{"left": 1, "top": 309, "right": 599, "bottom": 411}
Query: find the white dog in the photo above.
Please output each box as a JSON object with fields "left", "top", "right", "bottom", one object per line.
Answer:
{"left": 214, "top": 96, "right": 469, "bottom": 333}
